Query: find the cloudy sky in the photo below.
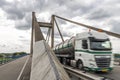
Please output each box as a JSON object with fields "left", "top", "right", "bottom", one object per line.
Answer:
{"left": 0, "top": 0, "right": 120, "bottom": 53}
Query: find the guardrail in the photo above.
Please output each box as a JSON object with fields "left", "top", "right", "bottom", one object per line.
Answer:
{"left": 114, "top": 59, "right": 120, "bottom": 66}
{"left": 64, "top": 66, "right": 104, "bottom": 80}
{"left": 0, "top": 55, "right": 28, "bottom": 66}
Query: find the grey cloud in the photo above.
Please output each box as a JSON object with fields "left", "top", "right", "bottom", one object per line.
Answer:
{"left": 36, "top": 0, "right": 97, "bottom": 19}
{"left": 20, "top": 39, "right": 30, "bottom": 43}
{"left": 19, "top": 36, "right": 24, "bottom": 38}
{"left": 0, "top": 0, "right": 120, "bottom": 32}
{"left": 87, "top": 0, "right": 120, "bottom": 21}
{"left": 15, "top": 19, "right": 31, "bottom": 30}
{"left": 62, "top": 32, "right": 73, "bottom": 37}
{"left": 0, "top": 0, "right": 33, "bottom": 30}
{"left": 64, "top": 1, "right": 93, "bottom": 14}
{"left": 20, "top": 39, "right": 30, "bottom": 45}
{"left": 88, "top": 9, "right": 111, "bottom": 20}
{"left": 5, "top": 8, "right": 25, "bottom": 20}
{"left": 40, "top": 28, "right": 49, "bottom": 35}
{"left": 38, "top": 26, "right": 72, "bottom": 40}
{"left": 20, "top": 39, "right": 29, "bottom": 42}
{"left": 15, "top": 13, "right": 32, "bottom": 30}
{"left": 0, "top": 45, "right": 6, "bottom": 47}
{"left": 0, "top": 0, "right": 8, "bottom": 7}
{"left": 0, "top": 0, "right": 98, "bottom": 30}
{"left": 1, "top": 1, "right": 25, "bottom": 20}
{"left": 54, "top": 30, "right": 73, "bottom": 38}
{"left": 109, "top": 20, "right": 120, "bottom": 34}
{"left": 55, "top": 18, "right": 66, "bottom": 25}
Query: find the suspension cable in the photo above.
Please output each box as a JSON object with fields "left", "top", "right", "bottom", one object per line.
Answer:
{"left": 54, "top": 15, "right": 120, "bottom": 38}
{"left": 46, "top": 28, "right": 51, "bottom": 43}
{"left": 54, "top": 18, "right": 64, "bottom": 42}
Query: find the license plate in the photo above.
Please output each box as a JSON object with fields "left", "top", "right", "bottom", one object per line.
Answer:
{"left": 102, "top": 69, "right": 108, "bottom": 72}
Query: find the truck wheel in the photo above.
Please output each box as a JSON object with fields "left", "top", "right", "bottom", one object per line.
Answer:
{"left": 67, "top": 59, "right": 71, "bottom": 66}
{"left": 63, "top": 58, "right": 67, "bottom": 65}
{"left": 77, "top": 61, "right": 83, "bottom": 70}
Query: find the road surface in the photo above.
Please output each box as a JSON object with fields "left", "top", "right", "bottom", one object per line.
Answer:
{"left": 0, "top": 56, "right": 29, "bottom": 80}
{"left": 64, "top": 64, "right": 120, "bottom": 80}
{"left": 96, "top": 66, "right": 120, "bottom": 80}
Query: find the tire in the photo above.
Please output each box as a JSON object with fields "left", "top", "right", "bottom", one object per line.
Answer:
{"left": 63, "top": 58, "right": 67, "bottom": 65}
{"left": 67, "top": 59, "right": 71, "bottom": 66}
{"left": 77, "top": 60, "right": 83, "bottom": 70}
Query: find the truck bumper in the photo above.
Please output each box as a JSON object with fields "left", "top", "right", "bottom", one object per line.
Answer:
{"left": 84, "top": 67, "right": 113, "bottom": 72}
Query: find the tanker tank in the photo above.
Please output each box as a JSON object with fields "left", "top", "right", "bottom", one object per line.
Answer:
{"left": 54, "top": 37, "right": 75, "bottom": 57}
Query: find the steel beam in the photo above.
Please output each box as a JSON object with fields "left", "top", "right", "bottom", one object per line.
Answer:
{"left": 54, "top": 18, "right": 64, "bottom": 42}
{"left": 38, "top": 22, "right": 52, "bottom": 28}
{"left": 31, "top": 12, "right": 45, "bottom": 55}
{"left": 51, "top": 15, "right": 55, "bottom": 48}
{"left": 54, "top": 15, "right": 120, "bottom": 38}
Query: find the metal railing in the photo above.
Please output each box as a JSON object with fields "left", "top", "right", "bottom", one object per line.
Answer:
{"left": 64, "top": 66, "right": 104, "bottom": 80}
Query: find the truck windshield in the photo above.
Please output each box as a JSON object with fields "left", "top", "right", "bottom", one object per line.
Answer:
{"left": 90, "top": 41, "right": 112, "bottom": 50}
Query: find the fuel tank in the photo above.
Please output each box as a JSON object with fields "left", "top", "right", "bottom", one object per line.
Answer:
{"left": 54, "top": 37, "right": 75, "bottom": 56}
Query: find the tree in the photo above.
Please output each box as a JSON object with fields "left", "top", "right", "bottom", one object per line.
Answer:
{"left": 0, "top": 54, "right": 4, "bottom": 58}
{"left": 12, "top": 52, "right": 27, "bottom": 58}
{"left": 114, "top": 53, "right": 120, "bottom": 58}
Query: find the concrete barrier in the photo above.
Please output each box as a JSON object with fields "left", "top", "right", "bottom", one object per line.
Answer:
{"left": 30, "top": 40, "right": 70, "bottom": 80}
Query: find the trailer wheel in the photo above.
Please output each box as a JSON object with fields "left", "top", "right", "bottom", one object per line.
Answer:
{"left": 77, "top": 60, "right": 83, "bottom": 70}
{"left": 59, "top": 57, "right": 62, "bottom": 63}
{"left": 63, "top": 58, "right": 67, "bottom": 65}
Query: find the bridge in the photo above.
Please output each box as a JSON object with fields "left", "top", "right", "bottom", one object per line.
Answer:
{"left": 0, "top": 12, "right": 120, "bottom": 80}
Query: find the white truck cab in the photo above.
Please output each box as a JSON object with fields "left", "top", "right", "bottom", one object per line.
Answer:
{"left": 74, "top": 32, "right": 113, "bottom": 72}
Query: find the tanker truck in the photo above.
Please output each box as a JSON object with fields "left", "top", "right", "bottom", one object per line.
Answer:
{"left": 54, "top": 31, "right": 114, "bottom": 72}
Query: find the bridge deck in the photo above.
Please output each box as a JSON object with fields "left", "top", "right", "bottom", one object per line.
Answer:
{"left": 0, "top": 56, "right": 29, "bottom": 80}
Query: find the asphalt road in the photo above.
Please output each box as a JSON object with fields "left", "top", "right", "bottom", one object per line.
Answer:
{"left": 0, "top": 56, "right": 29, "bottom": 80}
{"left": 95, "top": 66, "right": 120, "bottom": 80}
{"left": 0, "top": 55, "right": 119, "bottom": 80}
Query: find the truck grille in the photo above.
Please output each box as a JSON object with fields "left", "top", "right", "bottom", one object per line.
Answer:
{"left": 95, "top": 58, "right": 111, "bottom": 68}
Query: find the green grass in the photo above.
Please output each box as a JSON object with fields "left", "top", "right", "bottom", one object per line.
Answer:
{"left": 0, "top": 58, "right": 13, "bottom": 63}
